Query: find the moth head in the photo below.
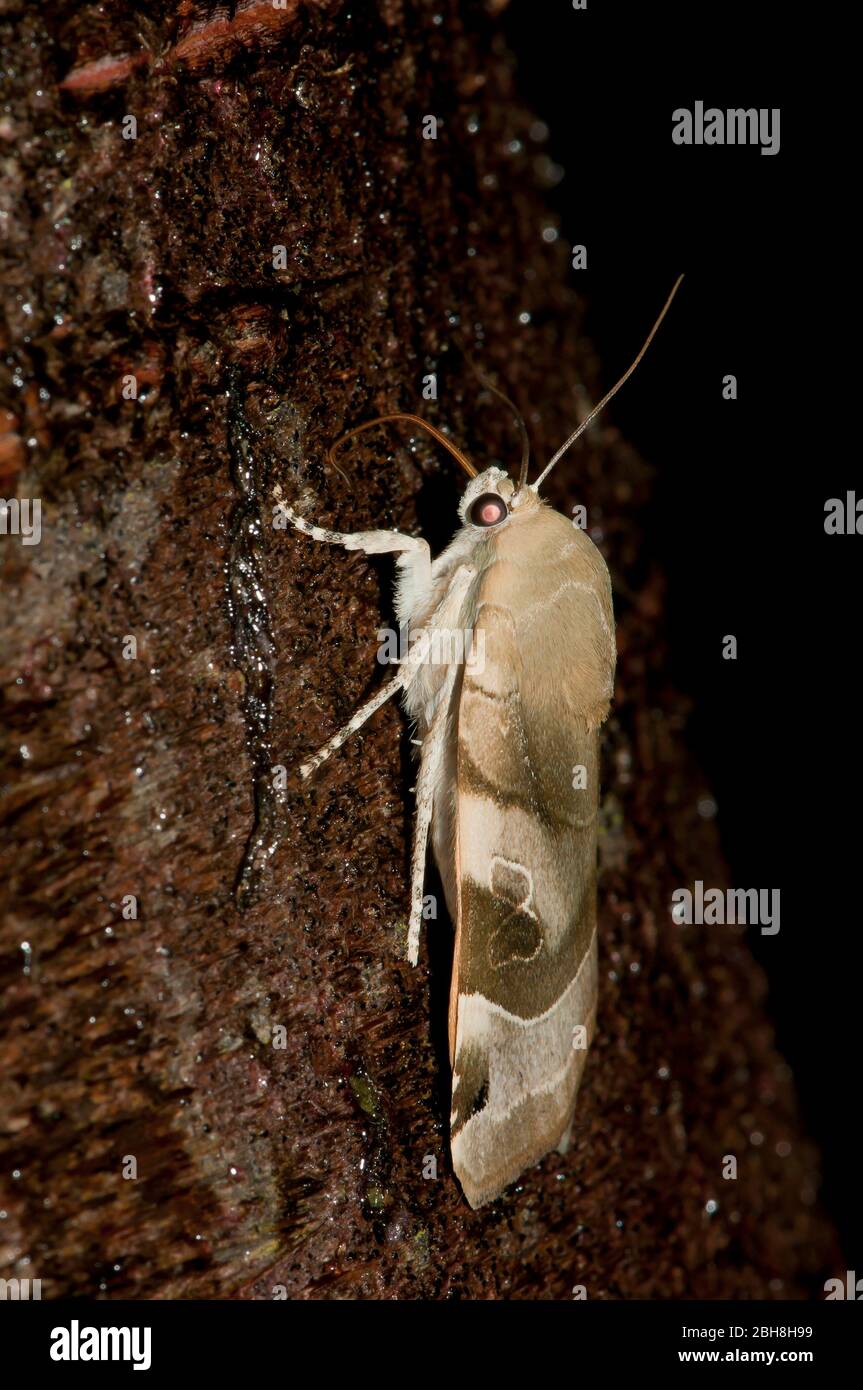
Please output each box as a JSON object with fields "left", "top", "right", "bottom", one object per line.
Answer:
{"left": 459, "top": 467, "right": 539, "bottom": 529}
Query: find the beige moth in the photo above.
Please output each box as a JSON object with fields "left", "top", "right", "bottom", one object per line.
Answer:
{"left": 288, "top": 279, "right": 682, "bottom": 1208}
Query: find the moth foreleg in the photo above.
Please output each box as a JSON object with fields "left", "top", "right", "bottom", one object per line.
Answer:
{"left": 406, "top": 662, "right": 458, "bottom": 967}
{"left": 300, "top": 672, "right": 404, "bottom": 779}
{"left": 284, "top": 506, "right": 430, "bottom": 562}
{"left": 285, "top": 506, "right": 432, "bottom": 614}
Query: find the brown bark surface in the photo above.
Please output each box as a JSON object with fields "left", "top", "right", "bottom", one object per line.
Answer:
{"left": 0, "top": 1, "right": 840, "bottom": 1298}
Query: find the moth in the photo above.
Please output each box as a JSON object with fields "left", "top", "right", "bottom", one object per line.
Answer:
{"left": 287, "top": 278, "right": 682, "bottom": 1207}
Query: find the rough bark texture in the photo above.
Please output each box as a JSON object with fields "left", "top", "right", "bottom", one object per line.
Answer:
{"left": 1, "top": 0, "right": 841, "bottom": 1298}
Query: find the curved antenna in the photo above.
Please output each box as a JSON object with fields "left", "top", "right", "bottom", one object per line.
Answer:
{"left": 327, "top": 412, "right": 477, "bottom": 481}
{"left": 531, "top": 274, "right": 684, "bottom": 493}
{"left": 460, "top": 350, "right": 531, "bottom": 489}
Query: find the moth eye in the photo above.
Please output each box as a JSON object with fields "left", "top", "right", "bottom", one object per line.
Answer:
{"left": 469, "top": 493, "right": 508, "bottom": 528}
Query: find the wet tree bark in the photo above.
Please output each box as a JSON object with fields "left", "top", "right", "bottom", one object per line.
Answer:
{"left": 0, "top": 1, "right": 840, "bottom": 1297}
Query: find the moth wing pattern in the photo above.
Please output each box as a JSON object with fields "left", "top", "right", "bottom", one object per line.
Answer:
{"left": 447, "top": 505, "right": 615, "bottom": 1208}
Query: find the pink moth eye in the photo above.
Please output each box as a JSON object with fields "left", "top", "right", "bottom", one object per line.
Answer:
{"left": 469, "top": 493, "right": 508, "bottom": 528}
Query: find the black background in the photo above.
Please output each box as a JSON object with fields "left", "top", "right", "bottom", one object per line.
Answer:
{"left": 503, "top": 1, "right": 857, "bottom": 1259}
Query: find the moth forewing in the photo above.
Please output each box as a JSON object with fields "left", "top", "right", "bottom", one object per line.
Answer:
{"left": 445, "top": 504, "right": 615, "bottom": 1208}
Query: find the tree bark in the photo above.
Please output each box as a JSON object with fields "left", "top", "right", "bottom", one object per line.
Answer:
{"left": 0, "top": 0, "right": 840, "bottom": 1298}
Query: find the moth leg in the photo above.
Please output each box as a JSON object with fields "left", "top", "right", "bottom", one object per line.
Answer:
{"left": 406, "top": 662, "right": 459, "bottom": 967}
{"left": 300, "top": 554, "right": 472, "bottom": 785}
{"left": 300, "top": 596, "right": 443, "bottom": 779}
{"left": 285, "top": 505, "right": 432, "bottom": 615}
{"left": 300, "top": 672, "right": 404, "bottom": 779}
{"left": 284, "top": 505, "right": 430, "bottom": 561}
{"left": 556, "top": 1119, "right": 574, "bottom": 1154}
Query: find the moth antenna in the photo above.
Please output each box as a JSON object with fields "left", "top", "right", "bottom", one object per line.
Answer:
{"left": 531, "top": 273, "right": 684, "bottom": 492}
{"left": 459, "top": 350, "right": 531, "bottom": 489}
{"left": 328, "top": 413, "right": 477, "bottom": 480}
